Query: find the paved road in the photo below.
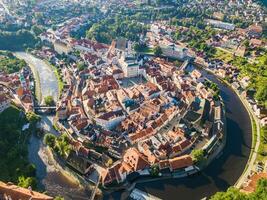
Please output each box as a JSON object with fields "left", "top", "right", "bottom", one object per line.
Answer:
{"left": 201, "top": 68, "right": 261, "bottom": 189}
{"left": 234, "top": 91, "right": 261, "bottom": 188}
{"left": 195, "top": 66, "right": 261, "bottom": 189}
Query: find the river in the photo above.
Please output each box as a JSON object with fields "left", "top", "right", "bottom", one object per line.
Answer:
{"left": 15, "top": 52, "right": 59, "bottom": 103}
{"left": 106, "top": 69, "right": 252, "bottom": 200}
{"left": 17, "top": 52, "right": 252, "bottom": 200}
{"left": 15, "top": 52, "right": 90, "bottom": 199}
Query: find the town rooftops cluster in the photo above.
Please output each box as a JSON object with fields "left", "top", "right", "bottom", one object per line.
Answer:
{"left": 0, "top": 66, "right": 34, "bottom": 112}
{"left": 43, "top": 33, "right": 225, "bottom": 186}
{"left": 0, "top": 181, "right": 53, "bottom": 200}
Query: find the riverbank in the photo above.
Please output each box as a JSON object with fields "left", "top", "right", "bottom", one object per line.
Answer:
{"left": 194, "top": 63, "right": 260, "bottom": 189}
{"left": 128, "top": 64, "right": 252, "bottom": 200}
{"left": 43, "top": 59, "right": 64, "bottom": 97}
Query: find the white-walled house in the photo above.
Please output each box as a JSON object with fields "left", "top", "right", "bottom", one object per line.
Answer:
{"left": 96, "top": 110, "right": 126, "bottom": 130}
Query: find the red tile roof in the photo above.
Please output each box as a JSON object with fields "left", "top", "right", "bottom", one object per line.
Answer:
{"left": 241, "top": 172, "right": 267, "bottom": 193}
{"left": 123, "top": 148, "right": 149, "bottom": 171}
{"left": 159, "top": 160, "right": 170, "bottom": 170}
{"left": 169, "top": 155, "right": 193, "bottom": 171}
{"left": 179, "top": 139, "right": 191, "bottom": 150}
{"left": 0, "top": 181, "right": 53, "bottom": 200}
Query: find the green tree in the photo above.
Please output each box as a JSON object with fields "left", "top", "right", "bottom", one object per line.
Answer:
{"left": 0, "top": 29, "right": 38, "bottom": 51}
{"left": 150, "top": 165, "right": 160, "bottom": 176}
{"left": 0, "top": 106, "right": 38, "bottom": 184}
{"left": 44, "top": 96, "right": 55, "bottom": 106}
{"left": 56, "top": 133, "right": 71, "bottom": 158}
{"left": 174, "top": 60, "right": 181, "bottom": 67}
{"left": 211, "top": 187, "right": 248, "bottom": 200}
{"left": 211, "top": 178, "right": 267, "bottom": 200}
{"left": 154, "top": 45, "right": 163, "bottom": 57}
{"left": 77, "top": 62, "right": 87, "bottom": 71}
{"left": 25, "top": 164, "right": 36, "bottom": 177}
{"left": 31, "top": 25, "right": 44, "bottom": 36}
{"left": 52, "top": 25, "right": 57, "bottom": 31}
{"left": 0, "top": 54, "right": 27, "bottom": 73}
{"left": 250, "top": 178, "right": 267, "bottom": 199}
{"left": 26, "top": 112, "right": 40, "bottom": 124}
{"left": 133, "top": 43, "right": 147, "bottom": 52}
{"left": 255, "top": 84, "right": 267, "bottom": 104}
{"left": 44, "top": 133, "right": 56, "bottom": 148}
{"left": 191, "top": 149, "right": 205, "bottom": 164}
{"left": 18, "top": 176, "right": 37, "bottom": 190}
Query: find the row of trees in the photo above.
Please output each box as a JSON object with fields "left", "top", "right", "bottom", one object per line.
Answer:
{"left": 44, "top": 133, "right": 71, "bottom": 159}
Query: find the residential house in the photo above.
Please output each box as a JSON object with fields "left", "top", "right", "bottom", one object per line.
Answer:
{"left": 0, "top": 94, "right": 10, "bottom": 113}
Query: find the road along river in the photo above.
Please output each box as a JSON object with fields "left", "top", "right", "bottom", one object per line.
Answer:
{"left": 15, "top": 52, "right": 90, "bottom": 199}
{"left": 106, "top": 68, "right": 252, "bottom": 200}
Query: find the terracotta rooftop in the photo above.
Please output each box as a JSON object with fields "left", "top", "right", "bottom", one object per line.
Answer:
{"left": 159, "top": 160, "right": 170, "bottom": 170}
{"left": 241, "top": 172, "right": 267, "bottom": 194}
{"left": 169, "top": 155, "right": 193, "bottom": 171}
{"left": 0, "top": 181, "right": 53, "bottom": 200}
{"left": 123, "top": 148, "right": 149, "bottom": 171}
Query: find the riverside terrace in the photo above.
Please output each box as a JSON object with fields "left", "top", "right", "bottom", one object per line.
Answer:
{"left": 54, "top": 54, "right": 226, "bottom": 187}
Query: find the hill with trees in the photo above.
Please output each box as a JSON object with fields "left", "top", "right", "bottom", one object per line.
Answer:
{"left": 0, "top": 30, "right": 38, "bottom": 51}
{"left": 0, "top": 105, "right": 39, "bottom": 189}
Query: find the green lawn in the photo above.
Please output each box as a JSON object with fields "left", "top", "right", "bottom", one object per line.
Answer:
{"left": 213, "top": 48, "right": 234, "bottom": 63}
